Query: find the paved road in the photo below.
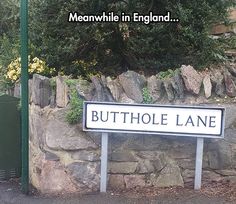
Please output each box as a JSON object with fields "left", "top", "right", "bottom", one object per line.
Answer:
{"left": 0, "top": 181, "right": 234, "bottom": 204}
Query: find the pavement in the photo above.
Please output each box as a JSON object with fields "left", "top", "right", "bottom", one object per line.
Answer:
{"left": 0, "top": 180, "right": 234, "bottom": 204}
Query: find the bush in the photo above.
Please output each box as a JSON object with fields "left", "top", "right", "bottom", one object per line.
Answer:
{"left": 70, "top": 59, "right": 99, "bottom": 79}
{"left": 66, "top": 89, "right": 84, "bottom": 124}
{"left": 1, "top": 0, "right": 235, "bottom": 78}
{"left": 5, "top": 56, "right": 56, "bottom": 82}
{"left": 28, "top": 0, "right": 235, "bottom": 75}
{"left": 142, "top": 87, "right": 153, "bottom": 104}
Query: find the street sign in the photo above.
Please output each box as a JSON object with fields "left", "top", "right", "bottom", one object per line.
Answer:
{"left": 83, "top": 102, "right": 225, "bottom": 138}
{"left": 83, "top": 102, "right": 225, "bottom": 192}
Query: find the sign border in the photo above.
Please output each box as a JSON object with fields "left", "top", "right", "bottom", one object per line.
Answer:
{"left": 83, "top": 101, "right": 225, "bottom": 139}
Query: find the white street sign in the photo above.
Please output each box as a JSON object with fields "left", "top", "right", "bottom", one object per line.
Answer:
{"left": 83, "top": 102, "right": 225, "bottom": 138}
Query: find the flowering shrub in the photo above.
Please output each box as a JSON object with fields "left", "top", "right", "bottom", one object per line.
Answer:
{"left": 6, "top": 56, "right": 55, "bottom": 82}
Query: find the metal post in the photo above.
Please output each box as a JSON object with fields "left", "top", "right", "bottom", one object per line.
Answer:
{"left": 20, "top": 0, "right": 29, "bottom": 194}
{"left": 100, "top": 133, "right": 108, "bottom": 192}
{"left": 194, "top": 137, "right": 204, "bottom": 190}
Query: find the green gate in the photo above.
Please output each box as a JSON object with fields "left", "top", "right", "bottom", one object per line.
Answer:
{"left": 0, "top": 95, "right": 21, "bottom": 180}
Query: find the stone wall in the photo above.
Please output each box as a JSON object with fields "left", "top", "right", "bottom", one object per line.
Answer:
{"left": 27, "top": 64, "right": 236, "bottom": 194}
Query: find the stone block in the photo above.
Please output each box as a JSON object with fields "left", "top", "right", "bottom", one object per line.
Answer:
{"left": 109, "top": 174, "right": 125, "bottom": 189}
{"left": 224, "top": 70, "right": 236, "bottom": 97}
{"left": 124, "top": 175, "right": 146, "bottom": 189}
{"left": 45, "top": 151, "right": 60, "bottom": 161}
{"left": 163, "top": 79, "right": 175, "bottom": 101}
{"left": 211, "top": 70, "right": 225, "bottom": 97}
{"left": 203, "top": 74, "right": 212, "bottom": 98}
{"left": 118, "top": 71, "right": 146, "bottom": 103}
{"left": 45, "top": 109, "right": 97, "bottom": 151}
{"left": 119, "top": 92, "right": 135, "bottom": 103}
{"left": 136, "top": 160, "right": 155, "bottom": 173}
{"left": 110, "top": 151, "right": 138, "bottom": 162}
{"left": 208, "top": 141, "right": 232, "bottom": 169}
{"left": 67, "top": 162, "right": 100, "bottom": 190}
{"left": 71, "top": 150, "right": 100, "bottom": 162}
{"left": 56, "top": 76, "right": 69, "bottom": 107}
{"left": 180, "top": 65, "right": 202, "bottom": 95}
{"left": 106, "top": 77, "right": 123, "bottom": 101}
{"left": 136, "top": 151, "right": 167, "bottom": 172}
{"left": 32, "top": 74, "right": 51, "bottom": 108}
{"left": 108, "top": 162, "right": 138, "bottom": 174}
{"left": 173, "top": 72, "right": 185, "bottom": 99}
{"left": 152, "top": 163, "right": 184, "bottom": 187}
{"left": 147, "top": 76, "right": 163, "bottom": 102}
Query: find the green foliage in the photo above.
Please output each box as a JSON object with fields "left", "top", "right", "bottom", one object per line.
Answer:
{"left": 142, "top": 87, "right": 153, "bottom": 104}
{"left": 0, "top": 0, "right": 19, "bottom": 37}
{"left": 0, "top": 34, "right": 20, "bottom": 69}
{"left": 217, "top": 34, "right": 236, "bottom": 54}
{"left": 64, "top": 78, "right": 83, "bottom": 125}
{"left": 0, "top": 1, "right": 20, "bottom": 88}
{"left": 1, "top": 0, "right": 235, "bottom": 79}
{"left": 70, "top": 60, "right": 100, "bottom": 79}
{"left": 0, "top": 34, "right": 20, "bottom": 91}
{"left": 65, "top": 79, "right": 78, "bottom": 87}
{"left": 66, "top": 89, "right": 84, "bottom": 124}
{"left": 28, "top": 0, "right": 235, "bottom": 74}
{"left": 49, "top": 77, "right": 56, "bottom": 91}
{"left": 158, "top": 69, "right": 175, "bottom": 79}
